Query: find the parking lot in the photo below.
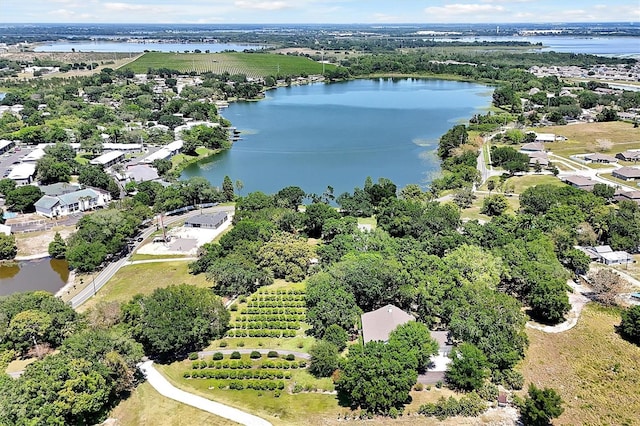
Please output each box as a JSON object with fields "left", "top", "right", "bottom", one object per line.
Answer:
{"left": 0, "top": 145, "right": 36, "bottom": 178}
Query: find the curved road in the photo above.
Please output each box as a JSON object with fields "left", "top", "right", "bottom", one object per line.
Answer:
{"left": 70, "top": 205, "right": 234, "bottom": 308}
{"left": 139, "top": 360, "right": 272, "bottom": 426}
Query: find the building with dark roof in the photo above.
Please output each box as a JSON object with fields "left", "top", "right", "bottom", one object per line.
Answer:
{"left": 184, "top": 212, "right": 228, "bottom": 229}
{"left": 361, "top": 304, "right": 414, "bottom": 343}
{"left": 584, "top": 153, "right": 618, "bottom": 164}
{"left": 613, "top": 166, "right": 640, "bottom": 181}
{"left": 563, "top": 175, "right": 598, "bottom": 191}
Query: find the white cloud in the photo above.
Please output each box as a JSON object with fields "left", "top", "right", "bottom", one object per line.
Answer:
{"left": 424, "top": 3, "right": 505, "bottom": 15}
{"left": 234, "top": 1, "right": 293, "bottom": 10}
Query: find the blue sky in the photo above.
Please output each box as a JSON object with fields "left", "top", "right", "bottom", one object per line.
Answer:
{"left": 2, "top": 0, "right": 639, "bottom": 24}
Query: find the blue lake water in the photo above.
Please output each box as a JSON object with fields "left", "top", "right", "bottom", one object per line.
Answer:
{"left": 180, "top": 78, "right": 492, "bottom": 196}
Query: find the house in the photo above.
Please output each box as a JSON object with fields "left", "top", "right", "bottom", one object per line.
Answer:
{"left": 614, "top": 190, "right": 640, "bottom": 206}
{"left": 533, "top": 133, "right": 557, "bottom": 143}
{"left": 34, "top": 187, "right": 111, "bottom": 218}
{"left": 90, "top": 150, "right": 125, "bottom": 168}
{"left": 430, "top": 330, "right": 453, "bottom": 357}
{"left": 0, "top": 224, "right": 11, "bottom": 236}
{"left": 7, "top": 163, "right": 36, "bottom": 185}
{"left": 21, "top": 148, "right": 46, "bottom": 163}
{"left": 584, "top": 245, "right": 634, "bottom": 265}
{"left": 612, "top": 166, "right": 640, "bottom": 181}
{"left": 39, "top": 182, "right": 81, "bottom": 197}
{"left": 584, "top": 153, "right": 618, "bottom": 164}
{"left": 0, "top": 139, "right": 15, "bottom": 154}
{"left": 520, "top": 142, "right": 545, "bottom": 153}
{"left": 616, "top": 151, "right": 640, "bottom": 162}
{"left": 141, "top": 140, "right": 183, "bottom": 164}
{"left": 563, "top": 175, "right": 597, "bottom": 191}
{"left": 102, "top": 143, "right": 143, "bottom": 153}
{"left": 361, "top": 304, "right": 414, "bottom": 343}
{"left": 125, "top": 164, "right": 160, "bottom": 183}
{"left": 184, "top": 212, "right": 228, "bottom": 230}
{"left": 527, "top": 151, "right": 550, "bottom": 167}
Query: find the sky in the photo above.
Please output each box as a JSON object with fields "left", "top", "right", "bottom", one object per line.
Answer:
{"left": 2, "top": 0, "right": 639, "bottom": 24}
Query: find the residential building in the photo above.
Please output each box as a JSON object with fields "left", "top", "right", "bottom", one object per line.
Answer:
{"left": 22, "top": 147, "right": 46, "bottom": 163}
{"left": 533, "top": 133, "right": 557, "bottom": 143}
{"left": 0, "top": 139, "right": 15, "bottom": 154}
{"left": 582, "top": 245, "right": 634, "bottom": 266}
{"left": 584, "top": 153, "right": 618, "bottom": 164}
{"left": 361, "top": 304, "right": 414, "bottom": 343}
{"left": 527, "top": 151, "right": 550, "bottom": 167}
{"left": 125, "top": 164, "right": 160, "bottom": 183}
{"left": 141, "top": 140, "right": 183, "bottom": 164}
{"left": 616, "top": 151, "right": 640, "bottom": 162}
{"left": 612, "top": 166, "right": 640, "bottom": 181}
{"left": 7, "top": 163, "right": 36, "bottom": 185}
{"left": 520, "top": 142, "right": 545, "bottom": 152}
{"left": 614, "top": 190, "right": 640, "bottom": 206}
{"left": 90, "top": 150, "right": 125, "bottom": 168}
{"left": 39, "top": 182, "right": 81, "bottom": 196}
{"left": 563, "top": 175, "right": 597, "bottom": 191}
{"left": 34, "top": 187, "right": 111, "bottom": 218}
{"left": 184, "top": 212, "right": 228, "bottom": 229}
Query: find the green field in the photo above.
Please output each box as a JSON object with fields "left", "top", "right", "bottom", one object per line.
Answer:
{"left": 122, "top": 52, "right": 337, "bottom": 78}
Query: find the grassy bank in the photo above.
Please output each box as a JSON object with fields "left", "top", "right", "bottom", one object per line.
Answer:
{"left": 520, "top": 304, "right": 640, "bottom": 425}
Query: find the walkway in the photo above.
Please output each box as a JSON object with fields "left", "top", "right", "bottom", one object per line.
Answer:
{"left": 526, "top": 279, "right": 590, "bottom": 333}
{"left": 139, "top": 360, "right": 272, "bottom": 426}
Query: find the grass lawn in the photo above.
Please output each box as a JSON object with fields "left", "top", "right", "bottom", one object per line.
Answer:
{"left": 5, "top": 357, "right": 37, "bottom": 374}
{"left": 357, "top": 217, "right": 377, "bottom": 229}
{"left": 109, "top": 382, "right": 239, "bottom": 426}
{"left": 128, "top": 253, "right": 191, "bottom": 261}
{"left": 520, "top": 304, "right": 640, "bottom": 426}
{"left": 612, "top": 254, "right": 640, "bottom": 281}
{"left": 460, "top": 192, "right": 520, "bottom": 222}
{"left": 504, "top": 174, "right": 563, "bottom": 194}
{"left": 77, "top": 261, "right": 211, "bottom": 313}
{"left": 541, "top": 122, "right": 640, "bottom": 158}
{"left": 599, "top": 172, "right": 640, "bottom": 188}
{"left": 122, "top": 52, "right": 336, "bottom": 77}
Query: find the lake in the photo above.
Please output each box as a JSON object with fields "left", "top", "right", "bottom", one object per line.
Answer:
{"left": 34, "top": 41, "right": 268, "bottom": 53}
{"left": 180, "top": 78, "right": 492, "bottom": 196}
{"left": 0, "top": 258, "right": 70, "bottom": 297}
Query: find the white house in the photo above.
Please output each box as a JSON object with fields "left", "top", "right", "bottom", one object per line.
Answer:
{"left": 90, "top": 151, "right": 125, "bottom": 168}
{"left": 34, "top": 187, "right": 111, "bottom": 218}
{"left": 7, "top": 163, "right": 36, "bottom": 185}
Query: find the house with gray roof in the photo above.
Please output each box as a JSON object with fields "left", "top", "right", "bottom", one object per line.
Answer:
{"left": 616, "top": 150, "right": 640, "bottom": 162}
{"left": 612, "top": 166, "right": 640, "bottom": 181}
{"left": 34, "top": 187, "right": 111, "bottom": 218}
{"left": 584, "top": 153, "right": 618, "bottom": 164}
{"left": 563, "top": 175, "right": 598, "bottom": 191}
{"left": 184, "top": 212, "right": 228, "bottom": 229}
{"left": 361, "top": 304, "right": 414, "bottom": 343}
{"left": 125, "top": 164, "right": 160, "bottom": 183}
{"left": 39, "top": 182, "right": 81, "bottom": 197}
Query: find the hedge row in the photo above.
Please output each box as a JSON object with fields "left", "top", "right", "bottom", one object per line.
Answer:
{"left": 261, "top": 360, "right": 306, "bottom": 369}
{"left": 251, "top": 295, "right": 305, "bottom": 302}
{"left": 237, "top": 315, "right": 305, "bottom": 322}
{"left": 185, "top": 369, "right": 293, "bottom": 380}
{"left": 241, "top": 308, "right": 306, "bottom": 315}
{"left": 246, "top": 301, "right": 306, "bottom": 308}
{"left": 231, "top": 321, "right": 300, "bottom": 330}
{"left": 192, "top": 360, "right": 252, "bottom": 369}
{"left": 255, "top": 289, "right": 304, "bottom": 295}
{"left": 226, "top": 329, "right": 298, "bottom": 338}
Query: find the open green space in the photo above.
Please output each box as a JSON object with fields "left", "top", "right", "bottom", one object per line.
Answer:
{"left": 504, "top": 174, "right": 564, "bottom": 194}
{"left": 122, "top": 52, "right": 336, "bottom": 78}
{"left": 77, "top": 261, "right": 211, "bottom": 313}
{"left": 540, "top": 122, "right": 640, "bottom": 158}
{"left": 459, "top": 192, "right": 520, "bottom": 222}
{"left": 521, "top": 304, "right": 640, "bottom": 426}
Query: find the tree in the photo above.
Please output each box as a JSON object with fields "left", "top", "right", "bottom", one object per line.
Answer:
{"left": 587, "top": 269, "right": 626, "bottom": 306}
{"left": 5, "top": 185, "right": 43, "bottom": 213}
{"left": 309, "top": 341, "right": 339, "bottom": 377}
{"left": 620, "top": 305, "right": 640, "bottom": 344}
{"left": 0, "top": 178, "right": 16, "bottom": 196}
{"left": 257, "top": 232, "right": 314, "bottom": 282}
{"left": 222, "top": 175, "right": 234, "bottom": 202}
{"left": 322, "top": 324, "right": 348, "bottom": 352}
{"left": 592, "top": 183, "right": 615, "bottom": 202}
{"left": 481, "top": 194, "right": 509, "bottom": 216}
{"left": 388, "top": 321, "right": 439, "bottom": 372}
{"left": 235, "top": 179, "right": 244, "bottom": 195}
{"left": 152, "top": 158, "right": 172, "bottom": 177}
{"left": 520, "top": 384, "right": 564, "bottom": 426}
{"left": 0, "top": 233, "right": 17, "bottom": 260}
{"left": 445, "top": 343, "right": 490, "bottom": 391}
{"left": 122, "top": 284, "right": 229, "bottom": 361}
{"left": 206, "top": 255, "right": 273, "bottom": 296}
{"left": 306, "top": 272, "right": 361, "bottom": 337}
{"left": 303, "top": 202, "right": 341, "bottom": 238}
{"left": 48, "top": 232, "right": 67, "bottom": 259}
{"left": 336, "top": 341, "right": 418, "bottom": 414}
{"left": 274, "top": 186, "right": 305, "bottom": 210}
{"left": 66, "top": 241, "right": 107, "bottom": 272}
{"left": 453, "top": 187, "right": 475, "bottom": 209}
{"left": 36, "top": 156, "right": 71, "bottom": 184}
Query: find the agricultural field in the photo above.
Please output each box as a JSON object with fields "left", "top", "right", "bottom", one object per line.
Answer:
{"left": 121, "top": 52, "right": 337, "bottom": 78}
{"left": 520, "top": 304, "right": 640, "bottom": 426}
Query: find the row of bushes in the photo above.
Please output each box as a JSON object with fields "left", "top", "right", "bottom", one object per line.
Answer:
{"left": 199, "top": 379, "right": 287, "bottom": 391}
{"left": 192, "top": 360, "right": 253, "bottom": 369}
{"left": 246, "top": 301, "right": 306, "bottom": 308}
{"left": 226, "top": 329, "right": 298, "bottom": 338}
{"left": 254, "top": 289, "right": 304, "bottom": 295}
{"left": 261, "top": 360, "right": 306, "bottom": 369}
{"left": 231, "top": 321, "right": 301, "bottom": 330}
{"left": 185, "top": 369, "right": 293, "bottom": 380}
{"left": 418, "top": 393, "right": 488, "bottom": 420}
{"left": 240, "top": 308, "right": 306, "bottom": 315}
{"left": 236, "top": 314, "right": 305, "bottom": 322}
{"left": 250, "top": 295, "right": 306, "bottom": 302}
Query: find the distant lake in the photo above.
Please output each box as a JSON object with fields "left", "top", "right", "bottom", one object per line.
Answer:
{"left": 0, "top": 258, "right": 70, "bottom": 297}
{"left": 180, "top": 78, "right": 492, "bottom": 196}
{"left": 34, "top": 41, "right": 269, "bottom": 53}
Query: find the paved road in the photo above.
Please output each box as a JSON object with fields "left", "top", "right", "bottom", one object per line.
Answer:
{"left": 70, "top": 205, "right": 234, "bottom": 308}
{"left": 198, "top": 348, "right": 311, "bottom": 360}
{"left": 139, "top": 361, "right": 272, "bottom": 426}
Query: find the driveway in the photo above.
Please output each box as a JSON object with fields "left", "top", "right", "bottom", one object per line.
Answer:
{"left": 139, "top": 361, "right": 272, "bottom": 426}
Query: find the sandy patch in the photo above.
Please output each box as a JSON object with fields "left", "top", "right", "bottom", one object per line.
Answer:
{"left": 136, "top": 217, "right": 232, "bottom": 256}
{"left": 14, "top": 226, "right": 75, "bottom": 258}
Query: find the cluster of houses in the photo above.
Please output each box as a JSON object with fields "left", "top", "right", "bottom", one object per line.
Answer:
{"left": 576, "top": 245, "right": 635, "bottom": 266}
{"left": 528, "top": 63, "right": 640, "bottom": 83}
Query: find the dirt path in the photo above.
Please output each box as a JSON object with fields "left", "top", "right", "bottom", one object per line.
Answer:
{"left": 526, "top": 279, "right": 590, "bottom": 333}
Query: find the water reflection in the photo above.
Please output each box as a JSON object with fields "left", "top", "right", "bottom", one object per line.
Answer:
{"left": 0, "top": 258, "right": 70, "bottom": 297}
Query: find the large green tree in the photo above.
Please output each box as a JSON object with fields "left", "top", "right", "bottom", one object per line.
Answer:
{"left": 309, "top": 340, "right": 340, "bottom": 378}
{"left": 0, "top": 233, "right": 17, "bottom": 260}
{"left": 620, "top": 305, "right": 640, "bottom": 344}
{"left": 388, "top": 321, "right": 438, "bottom": 372}
{"left": 520, "top": 384, "right": 564, "bottom": 426}
{"left": 5, "top": 185, "right": 43, "bottom": 213}
{"left": 122, "top": 284, "right": 229, "bottom": 361}
{"left": 445, "top": 343, "right": 490, "bottom": 391}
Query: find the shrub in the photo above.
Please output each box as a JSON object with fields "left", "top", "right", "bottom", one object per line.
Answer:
{"left": 274, "top": 389, "right": 281, "bottom": 398}
{"left": 188, "top": 352, "right": 199, "bottom": 360}
{"left": 285, "top": 354, "right": 295, "bottom": 361}
{"left": 230, "top": 304, "right": 238, "bottom": 311}
{"left": 267, "top": 351, "right": 279, "bottom": 358}
{"left": 250, "top": 351, "right": 262, "bottom": 359}
{"left": 212, "top": 352, "right": 224, "bottom": 361}
{"left": 219, "top": 341, "right": 228, "bottom": 347}
{"left": 230, "top": 351, "right": 241, "bottom": 359}
{"left": 414, "top": 383, "right": 424, "bottom": 391}
{"left": 237, "top": 341, "right": 245, "bottom": 347}
{"left": 436, "top": 381, "right": 443, "bottom": 389}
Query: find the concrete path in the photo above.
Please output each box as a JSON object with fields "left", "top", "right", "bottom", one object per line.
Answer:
{"left": 125, "top": 257, "right": 198, "bottom": 265}
{"left": 139, "top": 360, "right": 272, "bottom": 426}
{"left": 526, "top": 279, "right": 590, "bottom": 333}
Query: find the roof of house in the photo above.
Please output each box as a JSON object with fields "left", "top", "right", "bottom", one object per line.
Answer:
{"left": 22, "top": 148, "right": 45, "bottom": 162}
{"left": 90, "top": 150, "right": 124, "bottom": 166}
{"left": 619, "top": 190, "right": 640, "bottom": 200}
{"left": 0, "top": 139, "right": 13, "bottom": 150}
{"left": 534, "top": 132, "right": 556, "bottom": 142}
{"left": 585, "top": 153, "right": 617, "bottom": 162}
{"left": 618, "top": 150, "right": 640, "bottom": 159}
{"left": 34, "top": 195, "right": 61, "bottom": 210}
{"left": 613, "top": 166, "right": 640, "bottom": 178}
{"left": 58, "top": 188, "right": 102, "bottom": 205}
{"left": 564, "top": 175, "right": 597, "bottom": 187}
{"left": 520, "top": 142, "right": 545, "bottom": 152}
{"left": 126, "top": 164, "right": 159, "bottom": 182}
{"left": 7, "top": 162, "right": 36, "bottom": 179}
{"left": 185, "top": 212, "right": 228, "bottom": 226}
{"left": 430, "top": 330, "right": 453, "bottom": 349}
{"left": 361, "top": 304, "right": 414, "bottom": 343}
{"left": 39, "top": 182, "right": 81, "bottom": 196}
